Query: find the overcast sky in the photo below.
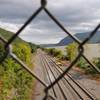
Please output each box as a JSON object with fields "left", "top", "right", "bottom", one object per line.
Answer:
{"left": 0, "top": 0, "right": 100, "bottom": 44}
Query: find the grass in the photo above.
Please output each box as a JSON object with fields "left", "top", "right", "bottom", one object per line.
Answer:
{"left": 0, "top": 28, "right": 25, "bottom": 44}
{"left": 0, "top": 28, "right": 37, "bottom": 100}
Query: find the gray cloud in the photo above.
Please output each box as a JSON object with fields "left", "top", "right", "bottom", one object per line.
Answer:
{"left": 0, "top": 0, "right": 40, "bottom": 20}
{"left": 0, "top": 0, "right": 100, "bottom": 44}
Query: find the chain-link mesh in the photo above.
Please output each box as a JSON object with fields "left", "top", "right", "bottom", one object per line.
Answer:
{"left": 0, "top": 0, "right": 100, "bottom": 100}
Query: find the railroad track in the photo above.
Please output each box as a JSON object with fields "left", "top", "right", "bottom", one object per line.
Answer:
{"left": 38, "top": 50, "right": 97, "bottom": 100}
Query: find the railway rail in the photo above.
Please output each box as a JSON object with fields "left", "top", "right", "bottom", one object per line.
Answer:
{"left": 38, "top": 50, "right": 97, "bottom": 100}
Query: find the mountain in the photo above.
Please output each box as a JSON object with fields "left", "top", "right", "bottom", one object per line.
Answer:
{"left": 40, "top": 31, "right": 100, "bottom": 47}
{"left": 57, "top": 31, "right": 100, "bottom": 46}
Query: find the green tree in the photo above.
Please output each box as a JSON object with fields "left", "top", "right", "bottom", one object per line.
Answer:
{"left": 65, "top": 42, "right": 78, "bottom": 61}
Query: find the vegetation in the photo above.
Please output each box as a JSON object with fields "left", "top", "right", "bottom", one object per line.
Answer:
{"left": 44, "top": 48, "right": 68, "bottom": 61}
{"left": 65, "top": 42, "right": 100, "bottom": 75}
{"left": 0, "top": 28, "right": 25, "bottom": 44}
{"left": 76, "top": 57, "right": 100, "bottom": 75}
{"left": 44, "top": 43, "right": 100, "bottom": 75}
{"left": 29, "top": 43, "right": 40, "bottom": 53}
{"left": 65, "top": 42, "right": 78, "bottom": 61}
{"left": 93, "top": 58, "right": 100, "bottom": 69}
{"left": 0, "top": 28, "right": 37, "bottom": 100}
{"left": 45, "top": 48, "right": 64, "bottom": 59}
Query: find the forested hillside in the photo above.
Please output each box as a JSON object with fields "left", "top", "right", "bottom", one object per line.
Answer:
{"left": 0, "top": 28, "right": 37, "bottom": 100}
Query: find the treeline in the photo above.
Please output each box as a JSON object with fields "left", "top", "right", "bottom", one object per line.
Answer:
{"left": 44, "top": 43, "right": 100, "bottom": 75}
{"left": 65, "top": 42, "right": 100, "bottom": 74}
{"left": 0, "top": 38, "right": 38, "bottom": 99}
{"left": 44, "top": 48, "right": 68, "bottom": 60}
{"left": 29, "top": 43, "right": 40, "bottom": 53}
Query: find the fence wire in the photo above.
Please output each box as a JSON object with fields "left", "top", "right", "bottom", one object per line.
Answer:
{"left": 0, "top": 0, "right": 100, "bottom": 100}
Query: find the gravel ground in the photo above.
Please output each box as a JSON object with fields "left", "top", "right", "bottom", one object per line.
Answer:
{"left": 32, "top": 51, "right": 100, "bottom": 100}
{"left": 70, "top": 70, "right": 100, "bottom": 100}
{"left": 32, "top": 54, "right": 45, "bottom": 100}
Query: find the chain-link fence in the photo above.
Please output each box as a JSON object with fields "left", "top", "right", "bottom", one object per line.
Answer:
{"left": 0, "top": 0, "right": 100, "bottom": 100}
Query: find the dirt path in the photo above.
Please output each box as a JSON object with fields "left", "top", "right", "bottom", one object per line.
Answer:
{"left": 31, "top": 53, "right": 46, "bottom": 100}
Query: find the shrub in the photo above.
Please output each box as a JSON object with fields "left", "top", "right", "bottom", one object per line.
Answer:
{"left": 76, "top": 57, "right": 89, "bottom": 69}
{"left": 76, "top": 57, "right": 100, "bottom": 75}
{"left": 46, "top": 48, "right": 63, "bottom": 58}
{"left": 29, "top": 43, "right": 39, "bottom": 53}
{"left": 0, "top": 42, "right": 35, "bottom": 99}
{"left": 65, "top": 42, "right": 78, "bottom": 61}
{"left": 93, "top": 58, "right": 100, "bottom": 69}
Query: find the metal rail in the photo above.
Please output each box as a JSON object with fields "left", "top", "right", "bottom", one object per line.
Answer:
{"left": 42, "top": 53, "right": 81, "bottom": 100}
{"left": 43, "top": 54, "right": 84, "bottom": 100}
{"left": 48, "top": 57, "right": 97, "bottom": 99}
{"left": 43, "top": 52, "right": 97, "bottom": 100}
{"left": 39, "top": 53, "right": 57, "bottom": 98}
{"left": 41, "top": 53, "right": 68, "bottom": 100}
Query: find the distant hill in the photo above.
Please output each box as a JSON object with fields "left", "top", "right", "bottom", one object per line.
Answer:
{"left": 41, "top": 31, "right": 100, "bottom": 47}
{"left": 57, "top": 31, "right": 100, "bottom": 46}
{"left": 0, "top": 27, "right": 39, "bottom": 53}
{"left": 0, "top": 28, "right": 26, "bottom": 44}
